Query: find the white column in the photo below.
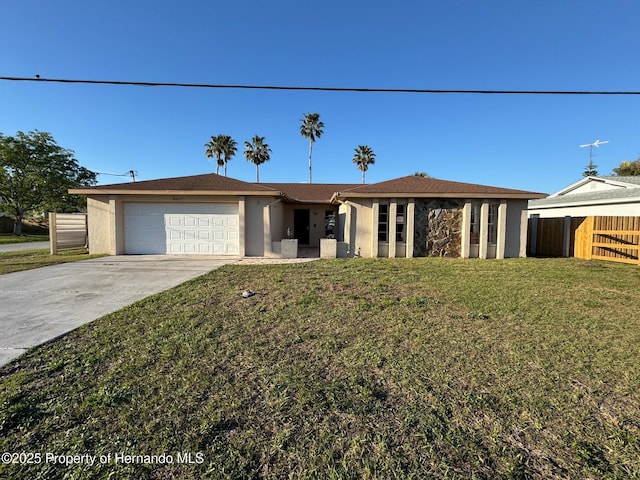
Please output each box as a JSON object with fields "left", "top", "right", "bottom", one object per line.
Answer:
{"left": 263, "top": 202, "right": 272, "bottom": 257}
{"left": 479, "top": 200, "right": 489, "bottom": 259}
{"left": 238, "top": 196, "right": 245, "bottom": 257}
{"left": 388, "top": 199, "right": 397, "bottom": 258}
{"left": 371, "top": 198, "right": 379, "bottom": 258}
{"left": 496, "top": 200, "right": 508, "bottom": 259}
{"left": 460, "top": 200, "right": 472, "bottom": 258}
{"left": 406, "top": 198, "right": 415, "bottom": 258}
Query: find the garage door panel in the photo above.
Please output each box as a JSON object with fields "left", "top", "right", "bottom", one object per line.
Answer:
{"left": 124, "top": 203, "right": 239, "bottom": 255}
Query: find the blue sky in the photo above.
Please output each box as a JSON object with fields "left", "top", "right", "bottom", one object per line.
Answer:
{"left": 1, "top": 1, "right": 639, "bottom": 193}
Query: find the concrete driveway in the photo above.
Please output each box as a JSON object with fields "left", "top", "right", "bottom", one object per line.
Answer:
{"left": 0, "top": 255, "right": 237, "bottom": 367}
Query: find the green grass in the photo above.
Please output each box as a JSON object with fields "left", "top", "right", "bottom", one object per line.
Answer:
{"left": 0, "top": 248, "right": 105, "bottom": 274}
{"left": 1, "top": 258, "right": 639, "bottom": 479}
{"left": 0, "top": 233, "right": 49, "bottom": 244}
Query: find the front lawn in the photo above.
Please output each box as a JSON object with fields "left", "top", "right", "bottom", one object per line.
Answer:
{"left": 1, "top": 258, "right": 639, "bottom": 479}
{"left": 0, "top": 248, "right": 105, "bottom": 275}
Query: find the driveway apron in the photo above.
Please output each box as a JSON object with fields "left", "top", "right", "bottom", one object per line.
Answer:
{"left": 0, "top": 255, "right": 236, "bottom": 367}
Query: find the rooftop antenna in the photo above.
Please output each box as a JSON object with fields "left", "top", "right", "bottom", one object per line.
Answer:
{"left": 579, "top": 139, "right": 608, "bottom": 176}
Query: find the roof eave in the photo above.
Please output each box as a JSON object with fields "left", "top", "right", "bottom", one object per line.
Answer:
{"left": 529, "top": 194, "right": 640, "bottom": 209}
{"left": 334, "top": 192, "right": 546, "bottom": 200}
{"left": 68, "top": 189, "right": 283, "bottom": 196}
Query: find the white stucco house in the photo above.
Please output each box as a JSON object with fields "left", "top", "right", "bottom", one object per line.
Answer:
{"left": 70, "top": 173, "right": 545, "bottom": 259}
{"left": 528, "top": 176, "right": 640, "bottom": 218}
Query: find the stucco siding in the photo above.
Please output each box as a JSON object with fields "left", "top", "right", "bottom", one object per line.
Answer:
{"left": 86, "top": 196, "right": 113, "bottom": 254}
{"left": 342, "top": 199, "right": 373, "bottom": 258}
{"left": 505, "top": 199, "right": 528, "bottom": 258}
{"left": 244, "top": 197, "right": 275, "bottom": 256}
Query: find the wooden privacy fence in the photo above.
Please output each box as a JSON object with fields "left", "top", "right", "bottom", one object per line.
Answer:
{"left": 49, "top": 213, "right": 88, "bottom": 254}
{"left": 575, "top": 216, "right": 640, "bottom": 265}
{"left": 528, "top": 216, "right": 585, "bottom": 257}
{"left": 528, "top": 215, "right": 640, "bottom": 265}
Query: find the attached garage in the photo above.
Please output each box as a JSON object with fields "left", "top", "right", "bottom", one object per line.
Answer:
{"left": 124, "top": 203, "right": 239, "bottom": 255}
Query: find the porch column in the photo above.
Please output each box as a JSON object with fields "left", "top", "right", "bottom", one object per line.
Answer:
{"left": 263, "top": 202, "right": 272, "bottom": 257}
{"left": 238, "top": 196, "right": 245, "bottom": 257}
{"left": 460, "top": 200, "right": 472, "bottom": 258}
{"left": 496, "top": 200, "right": 508, "bottom": 259}
{"left": 523, "top": 211, "right": 535, "bottom": 257}
{"left": 406, "top": 198, "right": 415, "bottom": 258}
{"left": 342, "top": 202, "right": 352, "bottom": 248}
{"left": 388, "top": 199, "right": 397, "bottom": 258}
{"left": 479, "top": 200, "right": 489, "bottom": 259}
{"left": 371, "top": 198, "right": 379, "bottom": 258}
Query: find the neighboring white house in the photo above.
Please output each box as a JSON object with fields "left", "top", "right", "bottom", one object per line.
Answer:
{"left": 528, "top": 176, "right": 640, "bottom": 218}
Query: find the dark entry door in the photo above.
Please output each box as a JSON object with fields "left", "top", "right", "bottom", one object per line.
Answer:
{"left": 294, "top": 209, "right": 310, "bottom": 245}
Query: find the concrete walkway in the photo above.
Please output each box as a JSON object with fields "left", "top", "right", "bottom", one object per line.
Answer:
{"left": 0, "top": 255, "right": 236, "bottom": 367}
{"left": 0, "top": 241, "right": 50, "bottom": 252}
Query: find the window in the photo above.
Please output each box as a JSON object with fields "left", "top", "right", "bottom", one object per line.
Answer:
{"left": 487, "top": 204, "right": 498, "bottom": 244}
{"left": 378, "top": 204, "right": 388, "bottom": 242}
{"left": 396, "top": 204, "right": 406, "bottom": 242}
{"left": 324, "top": 210, "right": 336, "bottom": 238}
{"left": 470, "top": 203, "right": 480, "bottom": 245}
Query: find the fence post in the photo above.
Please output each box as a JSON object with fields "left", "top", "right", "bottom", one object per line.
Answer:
{"left": 530, "top": 214, "right": 539, "bottom": 256}
{"left": 49, "top": 212, "right": 57, "bottom": 255}
{"left": 562, "top": 216, "right": 571, "bottom": 257}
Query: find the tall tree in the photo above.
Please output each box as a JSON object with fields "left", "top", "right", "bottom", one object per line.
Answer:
{"left": 613, "top": 158, "right": 640, "bottom": 176}
{"left": 243, "top": 135, "right": 271, "bottom": 183}
{"left": 204, "top": 135, "right": 225, "bottom": 175}
{"left": 219, "top": 135, "right": 237, "bottom": 177}
{"left": 300, "top": 112, "right": 324, "bottom": 183}
{"left": 0, "top": 130, "right": 97, "bottom": 235}
{"left": 352, "top": 145, "right": 376, "bottom": 184}
{"left": 583, "top": 161, "right": 599, "bottom": 177}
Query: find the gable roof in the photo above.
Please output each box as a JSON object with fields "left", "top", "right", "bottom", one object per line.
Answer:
{"left": 547, "top": 175, "right": 640, "bottom": 198}
{"left": 529, "top": 176, "right": 640, "bottom": 209}
{"left": 70, "top": 173, "right": 282, "bottom": 196}
{"left": 333, "top": 175, "right": 545, "bottom": 200}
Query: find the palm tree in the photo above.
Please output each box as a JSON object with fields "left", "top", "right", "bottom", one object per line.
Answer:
{"left": 352, "top": 145, "right": 376, "bottom": 184}
{"left": 243, "top": 135, "right": 271, "bottom": 182}
{"left": 204, "top": 135, "right": 224, "bottom": 175}
{"left": 205, "top": 134, "right": 237, "bottom": 176}
{"left": 219, "top": 135, "right": 237, "bottom": 177}
{"left": 300, "top": 112, "right": 324, "bottom": 183}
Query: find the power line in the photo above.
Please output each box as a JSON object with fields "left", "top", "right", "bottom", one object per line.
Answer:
{"left": 2, "top": 75, "right": 640, "bottom": 95}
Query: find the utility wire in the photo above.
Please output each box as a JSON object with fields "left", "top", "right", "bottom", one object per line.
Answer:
{"left": 2, "top": 75, "right": 640, "bottom": 95}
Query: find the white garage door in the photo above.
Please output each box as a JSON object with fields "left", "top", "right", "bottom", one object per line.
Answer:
{"left": 124, "top": 203, "right": 239, "bottom": 255}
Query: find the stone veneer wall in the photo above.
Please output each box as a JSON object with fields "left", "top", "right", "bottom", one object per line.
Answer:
{"left": 413, "top": 199, "right": 462, "bottom": 257}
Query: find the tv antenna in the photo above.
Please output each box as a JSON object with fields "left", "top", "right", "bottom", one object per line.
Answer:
{"left": 579, "top": 139, "right": 608, "bottom": 175}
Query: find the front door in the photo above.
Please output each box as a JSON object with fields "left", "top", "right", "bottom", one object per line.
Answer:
{"left": 294, "top": 209, "right": 310, "bottom": 245}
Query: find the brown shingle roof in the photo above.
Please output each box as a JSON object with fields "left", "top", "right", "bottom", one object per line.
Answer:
{"left": 333, "top": 175, "right": 546, "bottom": 200}
{"left": 70, "top": 173, "right": 281, "bottom": 195}
{"left": 70, "top": 173, "right": 545, "bottom": 201}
